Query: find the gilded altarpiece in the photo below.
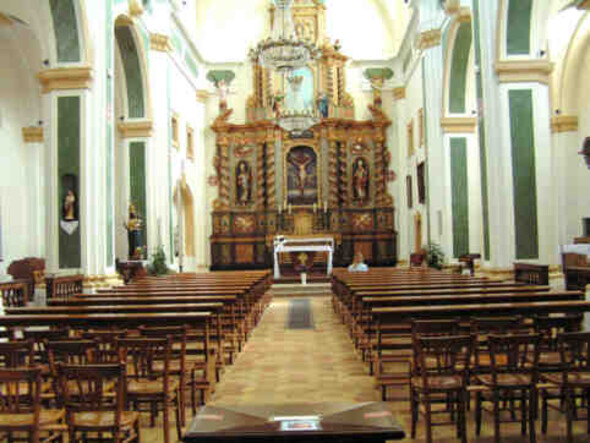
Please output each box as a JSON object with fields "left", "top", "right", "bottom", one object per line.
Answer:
{"left": 210, "top": 0, "right": 396, "bottom": 270}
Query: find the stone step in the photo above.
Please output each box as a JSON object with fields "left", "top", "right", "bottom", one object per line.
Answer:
{"left": 270, "top": 283, "right": 331, "bottom": 297}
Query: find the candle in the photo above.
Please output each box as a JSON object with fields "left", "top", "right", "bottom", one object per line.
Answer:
{"left": 288, "top": 204, "right": 292, "bottom": 215}
{"left": 324, "top": 201, "right": 328, "bottom": 212}
{"left": 313, "top": 203, "right": 317, "bottom": 213}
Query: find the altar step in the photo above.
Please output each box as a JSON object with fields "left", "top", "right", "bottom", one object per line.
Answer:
{"left": 270, "top": 282, "right": 332, "bottom": 297}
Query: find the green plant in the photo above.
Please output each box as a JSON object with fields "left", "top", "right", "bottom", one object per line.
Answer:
{"left": 424, "top": 242, "right": 445, "bottom": 270}
{"left": 147, "top": 245, "right": 169, "bottom": 276}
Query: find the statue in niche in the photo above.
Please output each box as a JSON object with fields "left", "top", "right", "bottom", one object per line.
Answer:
{"left": 215, "top": 79, "right": 229, "bottom": 110}
{"left": 125, "top": 204, "right": 143, "bottom": 259}
{"left": 352, "top": 157, "right": 370, "bottom": 203}
{"left": 235, "top": 161, "right": 252, "bottom": 206}
{"left": 287, "top": 146, "right": 318, "bottom": 206}
{"left": 317, "top": 93, "right": 329, "bottom": 118}
{"left": 62, "top": 189, "right": 77, "bottom": 221}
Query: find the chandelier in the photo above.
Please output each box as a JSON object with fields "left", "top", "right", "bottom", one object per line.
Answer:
{"left": 249, "top": 0, "right": 320, "bottom": 73}
{"left": 275, "top": 73, "right": 319, "bottom": 133}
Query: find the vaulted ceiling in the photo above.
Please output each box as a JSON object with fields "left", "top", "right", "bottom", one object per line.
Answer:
{"left": 194, "top": 0, "right": 412, "bottom": 63}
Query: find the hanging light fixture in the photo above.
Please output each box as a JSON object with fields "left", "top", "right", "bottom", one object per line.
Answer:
{"left": 249, "top": 0, "right": 321, "bottom": 73}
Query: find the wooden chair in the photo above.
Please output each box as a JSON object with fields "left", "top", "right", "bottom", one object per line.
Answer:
{"left": 0, "top": 340, "right": 35, "bottom": 368}
{"left": 470, "top": 317, "right": 524, "bottom": 375}
{"left": 540, "top": 331, "right": 590, "bottom": 443}
{"left": 410, "top": 334, "right": 472, "bottom": 443}
{"left": 534, "top": 315, "right": 582, "bottom": 373}
{"left": 57, "top": 363, "right": 139, "bottom": 443}
{"left": 474, "top": 333, "right": 541, "bottom": 443}
{"left": 0, "top": 367, "right": 66, "bottom": 443}
{"left": 80, "top": 330, "right": 128, "bottom": 363}
{"left": 117, "top": 336, "right": 181, "bottom": 443}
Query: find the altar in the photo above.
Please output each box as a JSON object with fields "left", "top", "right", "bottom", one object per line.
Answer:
{"left": 273, "top": 236, "right": 334, "bottom": 279}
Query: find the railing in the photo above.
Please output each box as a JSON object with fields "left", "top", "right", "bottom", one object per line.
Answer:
{"left": 45, "top": 274, "right": 84, "bottom": 301}
{"left": 513, "top": 263, "right": 549, "bottom": 285}
{"left": 0, "top": 280, "right": 29, "bottom": 307}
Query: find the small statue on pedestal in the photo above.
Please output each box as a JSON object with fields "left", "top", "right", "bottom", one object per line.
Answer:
{"left": 125, "top": 204, "right": 143, "bottom": 259}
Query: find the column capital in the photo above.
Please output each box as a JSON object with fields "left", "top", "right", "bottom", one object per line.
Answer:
{"left": 551, "top": 115, "right": 578, "bottom": 133}
{"left": 494, "top": 60, "right": 554, "bottom": 85}
{"left": 117, "top": 120, "right": 153, "bottom": 138}
{"left": 129, "top": 0, "right": 144, "bottom": 17}
{"left": 37, "top": 66, "right": 93, "bottom": 93}
{"left": 22, "top": 126, "right": 44, "bottom": 143}
{"left": 150, "top": 33, "right": 172, "bottom": 52}
{"left": 417, "top": 29, "right": 442, "bottom": 51}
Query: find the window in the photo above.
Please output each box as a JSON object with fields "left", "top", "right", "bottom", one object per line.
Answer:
{"left": 407, "top": 119, "right": 415, "bottom": 157}
{"left": 406, "top": 175, "right": 413, "bottom": 208}
{"left": 171, "top": 114, "right": 179, "bottom": 148}
{"left": 418, "top": 108, "right": 424, "bottom": 147}
{"left": 186, "top": 126, "right": 194, "bottom": 160}
{"left": 417, "top": 162, "right": 426, "bottom": 204}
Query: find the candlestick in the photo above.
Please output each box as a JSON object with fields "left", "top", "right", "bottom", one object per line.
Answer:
{"left": 288, "top": 204, "right": 292, "bottom": 215}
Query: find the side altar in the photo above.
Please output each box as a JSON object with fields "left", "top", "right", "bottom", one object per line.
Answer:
{"left": 209, "top": 0, "right": 397, "bottom": 271}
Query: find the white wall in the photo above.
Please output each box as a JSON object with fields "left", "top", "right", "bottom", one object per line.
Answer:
{"left": 0, "top": 33, "right": 44, "bottom": 274}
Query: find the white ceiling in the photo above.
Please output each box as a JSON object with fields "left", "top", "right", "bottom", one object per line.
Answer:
{"left": 194, "top": 0, "right": 412, "bottom": 63}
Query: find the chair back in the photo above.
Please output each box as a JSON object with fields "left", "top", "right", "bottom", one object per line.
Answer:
{"left": 57, "top": 363, "right": 126, "bottom": 421}
{"left": 23, "top": 329, "right": 70, "bottom": 367}
{"left": 138, "top": 326, "right": 187, "bottom": 377}
{"left": 117, "top": 337, "right": 171, "bottom": 384}
{"left": 0, "top": 368, "right": 42, "bottom": 438}
{"left": 556, "top": 331, "right": 590, "bottom": 384}
{"left": 534, "top": 315, "right": 582, "bottom": 352}
{"left": 488, "top": 333, "right": 541, "bottom": 382}
{"left": 0, "top": 340, "right": 35, "bottom": 368}
{"left": 47, "top": 340, "right": 99, "bottom": 375}
{"left": 415, "top": 335, "right": 472, "bottom": 390}
{"left": 81, "top": 330, "right": 127, "bottom": 363}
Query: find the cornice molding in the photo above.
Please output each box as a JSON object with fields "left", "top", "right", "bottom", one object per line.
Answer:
{"left": 117, "top": 120, "right": 153, "bottom": 138}
{"left": 393, "top": 87, "right": 406, "bottom": 100}
{"left": 150, "top": 33, "right": 172, "bottom": 52}
{"left": 22, "top": 127, "right": 44, "bottom": 143}
{"left": 417, "top": 29, "right": 442, "bottom": 50}
{"left": 494, "top": 59, "right": 554, "bottom": 85}
{"left": 551, "top": 115, "right": 578, "bottom": 133}
{"left": 440, "top": 117, "right": 477, "bottom": 133}
{"left": 37, "top": 66, "right": 93, "bottom": 93}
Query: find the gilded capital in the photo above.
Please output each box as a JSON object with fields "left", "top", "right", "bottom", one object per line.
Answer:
{"left": 37, "top": 66, "right": 93, "bottom": 93}
{"left": 22, "top": 127, "right": 44, "bottom": 143}
{"left": 393, "top": 87, "right": 406, "bottom": 100}
{"left": 417, "top": 29, "right": 442, "bottom": 50}
{"left": 117, "top": 120, "right": 153, "bottom": 138}
{"left": 494, "top": 60, "right": 554, "bottom": 85}
{"left": 129, "top": 0, "right": 144, "bottom": 17}
{"left": 440, "top": 117, "right": 477, "bottom": 133}
{"left": 196, "top": 89, "right": 209, "bottom": 103}
{"left": 551, "top": 115, "right": 578, "bottom": 133}
{"left": 0, "top": 13, "right": 13, "bottom": 26}
{"left": 150, "top": 33, "right": 171, "bottom": 52}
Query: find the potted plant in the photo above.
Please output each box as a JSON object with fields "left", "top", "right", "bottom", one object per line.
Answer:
{"left": 424, "top": 242, "right": 445, "bottom": 270}
{"left": 147, "top": 245, "right": 169, "bottom": 276}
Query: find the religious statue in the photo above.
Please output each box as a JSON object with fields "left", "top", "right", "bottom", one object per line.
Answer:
{"left": 236, "top": 161, "right": 251, "bottom": 205}
{"left": 62, "top": 189, "right": 77, "bottom": 221}
{"left": 216, "top": 79, "right": 229, "bottom": 110}
{"left": 353, "top": 158, "right": 369, "bottom": 202}
{"left": 125, "top": 204, "right": 143, "bottom": 259}
{"left": 272, "top": 93, "right": 284, "bottom": 118}
{"left": 289, "top": 151, "right": 313, "bottom": 197}
{"left": 317, "top": 93, "right": 329, "bottom": 118}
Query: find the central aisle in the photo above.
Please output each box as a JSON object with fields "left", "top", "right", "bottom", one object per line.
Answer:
{"left": 210, "top": 295, "right": 379, "bottom": 404}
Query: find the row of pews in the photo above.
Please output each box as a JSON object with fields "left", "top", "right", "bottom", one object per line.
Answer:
{"left": 331, "top": 267, "right": 588, "bottom": 401}
{"left": 0, "top": 270, "right": 272, "bottom": 442}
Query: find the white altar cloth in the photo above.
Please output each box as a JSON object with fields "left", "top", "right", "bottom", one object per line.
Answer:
{"left": 273, "top": 236, "right": 334, "bottom": 279}
{"left": 559, "top": 244, "right": 590, "bottom": 257}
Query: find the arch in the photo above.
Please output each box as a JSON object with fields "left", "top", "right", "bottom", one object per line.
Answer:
{"left": 443, "top": 19, "right": 474, "bottom": 115}
{"left": 114, "top": 16, "right": 150, "bottom": 119}
{"left": 48, "top": 0, "right": 81, "bottom": 63}
{"left": 174, "top": 181, "right": 196, "bottom": 258}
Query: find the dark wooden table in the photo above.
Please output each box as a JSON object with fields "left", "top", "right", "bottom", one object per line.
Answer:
{"left": 183, "top": 402, "right": 405, "bottom": 442}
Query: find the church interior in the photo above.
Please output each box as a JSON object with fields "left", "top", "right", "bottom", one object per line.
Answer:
{"left": 2, "top": 0, "right": 590, "bottom": 442}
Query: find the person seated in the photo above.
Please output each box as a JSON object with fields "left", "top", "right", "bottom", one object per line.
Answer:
{"left": 348, "top": 252, "right": 369, "bottom": 272}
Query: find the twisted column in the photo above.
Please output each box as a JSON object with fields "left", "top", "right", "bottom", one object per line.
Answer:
{"left": 217, "top": 142, "right": 230, "bottom": 208}
{"left": 256, "top": 142, "right": 266, "bottom": 209}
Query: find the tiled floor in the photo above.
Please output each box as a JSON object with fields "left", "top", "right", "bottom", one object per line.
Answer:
{"left": 141, "top": 292, "right": 589, "bottom": 442}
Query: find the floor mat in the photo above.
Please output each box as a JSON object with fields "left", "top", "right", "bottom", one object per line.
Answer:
{"left": 287, "top": 298, "right": 314, "bottom": 329}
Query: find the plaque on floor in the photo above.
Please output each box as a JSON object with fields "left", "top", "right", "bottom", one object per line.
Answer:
{"left": 183, "top": 402, "right": 405, "bottom": 442}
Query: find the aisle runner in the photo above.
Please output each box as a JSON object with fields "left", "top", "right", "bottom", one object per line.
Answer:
{"left": 287, "top": 298, "right": 314, "bottom": 329}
